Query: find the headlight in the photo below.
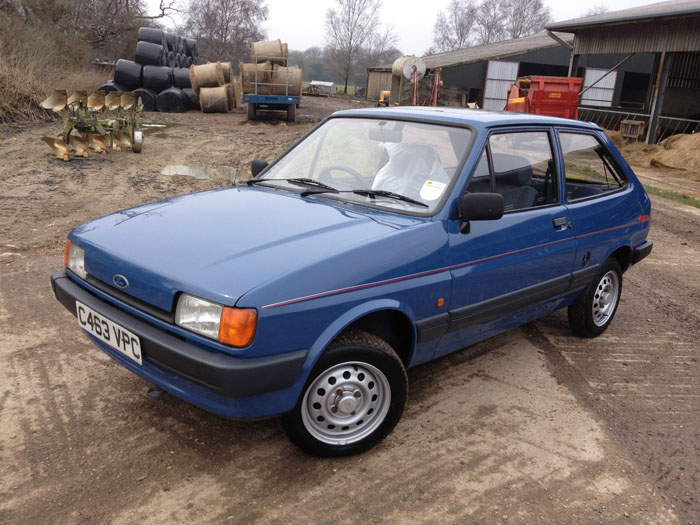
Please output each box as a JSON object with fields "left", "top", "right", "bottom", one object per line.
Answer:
{"left": 65, "top": 240, "right": 86, "bottom": 279}
{"left": 175, "top": 294, "right": 257, "bottom": 347}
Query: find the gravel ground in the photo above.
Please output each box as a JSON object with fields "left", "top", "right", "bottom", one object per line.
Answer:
{"left": 0, "top": 98, "right": 697, "bottom": 524}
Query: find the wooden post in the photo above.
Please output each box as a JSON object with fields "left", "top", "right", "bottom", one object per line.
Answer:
{"left": 646, "top": 51, "right": 671, "bottom": 144}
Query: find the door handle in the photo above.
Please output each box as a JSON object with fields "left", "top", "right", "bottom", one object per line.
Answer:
{"left": 552, "top": 216, "right": 568, "bottom": 229}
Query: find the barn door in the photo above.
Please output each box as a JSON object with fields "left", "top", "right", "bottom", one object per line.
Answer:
{"left": 581, "top": 68, "right": 618, "bottom": 107}
{"left": 483, "top": 60, "right": 519, "bottom": 110}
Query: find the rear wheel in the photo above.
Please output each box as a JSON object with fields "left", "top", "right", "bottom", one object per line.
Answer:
{"left": 247, "top": 103, "right": 256, "bottom": 120}
{"left": 287, "top": 103, "right": 296, "bottom": 122}
{"left": 281, "top": 330, "right": 407, "bottom": 457}
{"left": 568, "top": 259, "right": 622, "bottom": 338}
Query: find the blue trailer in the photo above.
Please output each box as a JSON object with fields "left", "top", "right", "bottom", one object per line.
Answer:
{"left": 243, "top": 55, "right": 301, "bottom": 122}
{"left": 243, "top": 93, "right": 300, "bottom": 122}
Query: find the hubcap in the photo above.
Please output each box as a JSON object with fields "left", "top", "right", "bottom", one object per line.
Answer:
{"left": 301, "top": 361, "right": 391, "bottom": 446}
{"left": 592, "top": 270, "right": 620, "bottom": 327}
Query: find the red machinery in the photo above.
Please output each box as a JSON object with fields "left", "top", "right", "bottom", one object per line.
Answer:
{"left": 505, "top": 76, "right": 582, "bottom": 119}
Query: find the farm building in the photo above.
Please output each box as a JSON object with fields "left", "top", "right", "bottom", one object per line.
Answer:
{"left": 546, "top": 0, "right": 700, "bottom": 143}
{"left": 366, "top": 65, "right": 393, "bottom": 101}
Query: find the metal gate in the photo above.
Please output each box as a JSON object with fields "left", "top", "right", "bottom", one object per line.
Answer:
{"left": 483, "top": 60, "right": 519, "bottom": 111}
{"left": 581, "top": 68, "right": 617, "bottom": 107}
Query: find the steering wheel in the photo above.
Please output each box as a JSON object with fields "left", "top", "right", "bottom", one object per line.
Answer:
{"left": 318, "top": 165, "right": 364, "bottom": 187}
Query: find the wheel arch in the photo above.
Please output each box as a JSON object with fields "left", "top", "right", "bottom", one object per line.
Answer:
{"left": 607, "top": 243, "right": 633, "bottom": 272}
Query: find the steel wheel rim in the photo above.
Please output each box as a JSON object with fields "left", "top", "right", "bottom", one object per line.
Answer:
{"left": 301, "top": 361, "right": 391, "bottom": 446}
{"left": 592, "top": 270, "right": 620, "bottom": 327}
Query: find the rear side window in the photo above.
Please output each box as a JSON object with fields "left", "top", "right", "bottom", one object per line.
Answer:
{"left": 559, "top": 132, "right": 627, "bottom": 201}
{"left": 467, "top": 131, "right": 558, "bottom": 212}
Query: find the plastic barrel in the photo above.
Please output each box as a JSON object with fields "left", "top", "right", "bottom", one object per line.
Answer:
{"left": 98, "top": 80, "right": 128, "bottom": 93}
{"left": 156, "top": 87, "right": 187, "bottom": 113}
{"left": 135, "top": 41, "right": 164, "bottom": 66}
{"left": 142, "top": 65, "right": 173, "bottom": 92}
{"left": 138, "top": 27, "right": 164, "bottom": 46}
{"left": 133, "top": 87, "right": 158, "bottom": 112}
{"left": 114, "top": 59, "right": 142, "bottom": 89}
{"left": 172, "top": 67, "right": 192, "bottom": 89}
{"left": 183, "top": 88, "right": 199, "bottom": 110}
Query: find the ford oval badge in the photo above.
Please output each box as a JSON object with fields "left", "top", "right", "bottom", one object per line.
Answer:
{"left": 113, "top": 274, "right": 129, "bottom": 289}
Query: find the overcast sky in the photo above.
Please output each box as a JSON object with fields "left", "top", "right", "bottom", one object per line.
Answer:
{"left": 150, "top": 0, "right": 663, "bottom": 55}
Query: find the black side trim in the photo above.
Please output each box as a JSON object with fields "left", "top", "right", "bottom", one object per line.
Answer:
{"left": 570, "top": 264, "right": 600, "bottom": 289}
{"left": 416, "top": 312, "right": 450, "bottom": 343}
{"left": 52, "top": 271, "right": 306, "bottom": 397}
{"left": 632, "top": 240, "right": 653, "bottom": 265}
{"left": 448, "top": 274, "right": 572, "bottom": 333}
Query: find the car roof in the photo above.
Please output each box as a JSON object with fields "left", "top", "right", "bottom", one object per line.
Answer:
{"left": 332, "top": 106, "right": 600, "bottom": 130}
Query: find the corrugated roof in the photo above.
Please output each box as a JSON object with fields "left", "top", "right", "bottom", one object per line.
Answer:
{"left": 422, "top": 32, "right": 572, "bottom": 69}
{"left": 547, "top": 0, "right": 700, "bottom": 32}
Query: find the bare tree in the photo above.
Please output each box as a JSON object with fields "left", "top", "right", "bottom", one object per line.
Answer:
{"left": 474, "top": 0, "right": 508, "bottom": 44}
{"left": 325, "top": 0, "right": 391, "bottom": 94}
{"left": 505, "top": 0, "right": 550, "bottom": 39}
{"left": 429, "top": 0, "right": 477, "bottom": 54}
{"left": 584, "top": 4, "right": 608, "bottom": 16}
{"left": 185, "top": 0, "right": 267, "bottom": 64}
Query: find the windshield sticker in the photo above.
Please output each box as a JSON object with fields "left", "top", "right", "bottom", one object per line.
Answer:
{"left": 419, "top": 180, "right": 446, "bottom": 201}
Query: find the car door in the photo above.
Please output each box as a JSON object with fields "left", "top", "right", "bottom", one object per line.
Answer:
{"left": 435, "top": 127, "right": 577, "bottom": 358}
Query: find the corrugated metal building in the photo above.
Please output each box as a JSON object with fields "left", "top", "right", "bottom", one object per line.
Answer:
{"left": 366, "top": 65, "right": 393, "bottom": 101}
{"left": 547, "top": 0, "right": 700, "bottom": 142}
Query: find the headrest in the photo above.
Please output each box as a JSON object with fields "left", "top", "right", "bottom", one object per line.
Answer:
{"left": 492, "top": 154, "right": 532, "bottom": 185}
{"left": 496, "top": 166, "right": 532, "bottom": 186}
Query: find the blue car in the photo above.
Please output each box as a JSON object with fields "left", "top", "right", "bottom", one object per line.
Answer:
{"left": 52, "top": 107, "right": 652, "bottom": 456}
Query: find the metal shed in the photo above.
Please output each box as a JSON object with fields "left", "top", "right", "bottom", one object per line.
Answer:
{"left": 366, "top": 65, "right": 393, "bottom": 101}
{"left": 547, "top": 0, "right": 700, "bottom": 143}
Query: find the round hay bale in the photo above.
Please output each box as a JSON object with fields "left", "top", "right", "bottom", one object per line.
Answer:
{"left": 142, "top": 65, "right": 173, "bottom": 92}
{"left": 135, "top": 41, "right": 164, "bottom": 66}
{"left": 138, "top": 27, "right": 164, "bottom": 46}
{"left": 231, "top": 80, "right": 241, "bottom": 109}
{"left": 156, "top": 87, "right": 187, "bottom": 113}
{"left": 269, "top": 64, "right": 302, "bottom": 96}
{"left": 183, "top": 88, "right": 200, "bottom": 110}
{"left": 199, "top": 86, "right": 229, "bottom": 113}
{"left": 251, "top": 39, "right": 284, "bottom": 64}
{"left": 133, "top": 87, "right": 158, "bottom": 112}
{"left": 172, "top": 67, "right": 192, "bottom": 89}
{"left": 241, "top": 61, "right": 272, "bottom": 94}
{"left": 220, "top": 62, "right": 234, "bottom": 84}
{"left": 114, "top": 59, "right": 143, "bottom": 89}
{"left": 281, "top": 42, "right": 288, "bottom": 66}
{"left": 98, "top": 81, "right": 128, "bottom": 94}
{"left": 190, "top": 62, "right": 224, "bottom": 95}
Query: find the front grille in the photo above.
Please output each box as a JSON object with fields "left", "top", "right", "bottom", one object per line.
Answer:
{"left": 86, "top": 275, "right": 174, "bottom": 323}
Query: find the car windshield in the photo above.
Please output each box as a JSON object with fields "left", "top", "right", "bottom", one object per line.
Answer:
{"left": 255, "top": 117, "right": 472, "bottom": 214}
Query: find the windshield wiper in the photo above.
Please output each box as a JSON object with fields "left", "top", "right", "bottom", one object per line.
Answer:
{"left": 351, "top": 189, "right": 429, "bottom": 208}
{"left": 247, "top": 177, "right": 339, "bottom": 193}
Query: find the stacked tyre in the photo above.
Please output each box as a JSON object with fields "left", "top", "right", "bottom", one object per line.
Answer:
{"left": 97, "top": 28, "right": 200, "bottom": 113}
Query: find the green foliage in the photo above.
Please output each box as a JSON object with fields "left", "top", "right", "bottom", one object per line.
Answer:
{"left": 643, "top": 185, "right": 700, "bottom": 209}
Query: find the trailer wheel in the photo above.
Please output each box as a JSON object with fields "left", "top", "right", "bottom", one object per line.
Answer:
{"left": 287, "top": 103, "right": 296, "bottom": 122}
{"left": 247, "top": 103, "right": 256, "bottom": 120}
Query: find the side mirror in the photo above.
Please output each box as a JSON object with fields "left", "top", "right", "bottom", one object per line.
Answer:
{"left": 458, "top": 193, "right": 504, "bottom": 234}
{"left": 251, "top": 159, "right": 268, "bottom": 177}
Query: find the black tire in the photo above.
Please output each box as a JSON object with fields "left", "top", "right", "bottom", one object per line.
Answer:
{"left": 114, "top": 59, "right": 142, "bottom": 89}
{"left": 133, "top": 87, "right": 157, "bottom": 112}
{"left": 137, "top": 27, "right": 164, "bottom": 46}
{"left": 135, "top": 41, "right": 164, "bottom": 66}
{"left": 247, "top": 102, "right": 256, "bottom": 120}
{"left": 568, "top": 259, "right": 623, "bottom": 338}
{"left": 142, "top": 65, "right": 173, "bottom": 92}
{"left": 281, "top": 330, "right": 408, "bottom": 457}
{"left": 172, "top": 67, "right": 192, "bottom": 89}
{"left": 156, "top": 87, "right": 187, "bottom": 113}
{"left": 98, "top": 81, "right": 127, "bottom": 94}
{"left": 287, "top": 103, "right": 296, "bottom": 122}
{"left": 182, "top": 88, "right": 200, "bottom": 110}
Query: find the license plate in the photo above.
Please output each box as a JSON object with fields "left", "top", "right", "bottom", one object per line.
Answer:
{"left": 76, "top": 301, "right": 142, "bottom": 365}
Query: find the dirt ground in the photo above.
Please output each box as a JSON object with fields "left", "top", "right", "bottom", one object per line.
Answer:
{"left": 1, "top": 98, "right": 698, "bottom": 524}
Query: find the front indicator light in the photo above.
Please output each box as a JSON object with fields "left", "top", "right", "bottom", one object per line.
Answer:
{"left": 219, "top": 307, "right": 257, "bottom": 347}
{"left": 65, "top": 241, "right": 87, "bottom": 279}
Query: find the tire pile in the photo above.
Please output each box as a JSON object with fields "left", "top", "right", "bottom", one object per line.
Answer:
{"left": 98, "top": 27, "right": 200, "bottom": 113}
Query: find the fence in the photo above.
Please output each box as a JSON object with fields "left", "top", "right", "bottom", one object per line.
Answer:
{"left": 577, "top": 107, "right": 700, "bottom": 143}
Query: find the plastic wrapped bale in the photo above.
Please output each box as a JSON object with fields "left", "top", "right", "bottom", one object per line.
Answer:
{"left": 190, "top": 62, "right": 224, "bottom": 95}
{"left": 165, "top": 32, "right": 177, "bottom": 53}
{"left": 114, "top": 59, "right": 143, "bottom": 89}
{"left": 137, "top": 27, "right": 165, "bottom": 46}
{"left": 135, "top": 41, "right": 164, "bottom": 66}
{"left": 199, "top": 86, "right": 229, "bottom": 113}
{"left": 166, "top": 50, "right": 175, "bottom": 67}
{"left": 142, "top": 65, "right": 173, "bottom": 92}
{"left": 98, "top": 80, "right": 128, "bottom": 93}
{"left": 183, "top": 88, "right": 200, "bottom": 110}
{"left": 156, "top": 87, "right": 187, "bottom": 113}
{"left": 172, "top": 68, "right": 192, "bottom": 89}
{"left": 133, "top": 87, "right": 158, "bottom": 112}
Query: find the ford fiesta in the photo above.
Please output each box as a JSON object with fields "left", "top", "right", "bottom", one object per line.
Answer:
{"left": 52, "top": 107, "right": 652, "bottom": 456}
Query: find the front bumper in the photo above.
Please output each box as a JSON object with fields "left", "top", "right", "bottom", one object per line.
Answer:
{"left": 51, "top": 270, "right": 307, "bottom": 415}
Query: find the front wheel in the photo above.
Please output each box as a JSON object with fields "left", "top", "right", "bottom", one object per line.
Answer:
{"left": 568, "top": 259, "right": 622, "bottom": 338}
{"left": 281, "top": 331, "right": 407, "bottom": 457}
